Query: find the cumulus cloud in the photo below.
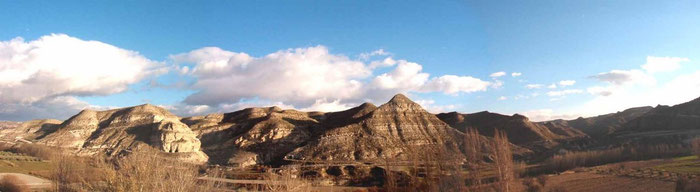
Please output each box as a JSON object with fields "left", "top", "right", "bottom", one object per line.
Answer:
{"left": 547, "top": 84, "right": 557, "bottom": 89}
{"left": 642, "top": 56, "right": 689, "bottom": 73}
{"left": 589, "top": 69, "right": 655, "bottom": 85}
{"left": 490, "top": 71, "right": 506, "bottom": 78}
{"left": 511, "top": 72, "right": 522, "bottom": 77}
{"left": 498, "top": 96, "right": 507, "bottom": 100}
{"left": 421, "top": 75, "right": 491, "bottom": 95}
{"left": 172, "top": 46, "right": 492, "bottom": 114}
{"left": 0, "top": 34, "right": 164, "bottom": 120}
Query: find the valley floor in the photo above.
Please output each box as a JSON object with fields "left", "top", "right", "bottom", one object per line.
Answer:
{"left": 536, "top": 156, "right": 700, "bottom": 192}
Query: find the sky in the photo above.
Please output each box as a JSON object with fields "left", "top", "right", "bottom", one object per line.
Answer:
{"left": 1, "top": 0, "right": 700, "bottom": 121}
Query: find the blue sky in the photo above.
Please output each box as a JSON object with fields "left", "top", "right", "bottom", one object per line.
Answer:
{"left": 1, "top": 0, "right": 700, "bottom": 121}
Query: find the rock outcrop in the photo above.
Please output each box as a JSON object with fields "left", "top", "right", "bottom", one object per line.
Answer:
{"left": 37, "top": 104, "right": 207, "bottom": 163}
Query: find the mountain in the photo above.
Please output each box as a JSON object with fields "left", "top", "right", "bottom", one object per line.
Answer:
{"left": 184, "top": 94, "right": 464, "bottom": 166}
{"left": 288, "top": 94, "right": 463, "bottom": 162}
{"left": 436, "top": 111, "right": 585, "bottom": 145}
{"left": 37, "top": 104, "right": 208, "bottom": 163}
{"left": 619, "top": 97, "right": 700, "bottom": 133}
{"left": 185, "top": 106, "right": 323, "bottom": 166}
{"left": 562, "top": 106, "right": 654, "bottom": 137}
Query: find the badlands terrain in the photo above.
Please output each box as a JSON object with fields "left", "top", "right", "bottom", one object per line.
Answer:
{"left": 2, "top": 94, "right": 700, "bottom": 191}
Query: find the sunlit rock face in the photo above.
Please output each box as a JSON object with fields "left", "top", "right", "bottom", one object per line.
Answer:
{"left": 186, "top": 106, "right": 320, "bottom": 165}
{"left": 37, "top": 104, "right": 207, "bottom": 163}
{"left": 288, "top": 94, "right": 464, "bottom": 162}
{"left": 187, "top": 94, "right": 464, "bottom": 167}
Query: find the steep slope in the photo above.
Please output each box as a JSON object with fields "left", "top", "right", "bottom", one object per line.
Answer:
{"left": 185, "top": 107, "right": 323, "bottom": 166}
{"left": 619, "top": 97, "right": 700, "bottom": 133}
{"left": 288, "top": 94, "right": 463, "bottom": 162}
{"left": 37, "top": 104, "right": 207, "bottom": 163}
{"left": 190, "top": 94, "right": 465, "bottom": 166}
{"left": 538, "top": 119, "right": 587, "bottom": 138}
{"left": 436, "top": 111, "right": 584, "bottom": 145}
{"left": 565, "top": 106, "right": 653, "bottom": 137}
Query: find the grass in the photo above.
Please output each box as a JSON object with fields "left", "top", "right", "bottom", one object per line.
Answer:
{"left": 0, "top": 151, "right": 52, "bottom": 175}
{"left": 653, "top": 155, "right": 700, "bottom": 174}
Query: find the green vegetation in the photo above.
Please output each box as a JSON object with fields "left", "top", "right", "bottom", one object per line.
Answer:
{"left": 654, "top": 155, "right": 700, "bottom": 174}
{"left": 0, "top": 151, "right": 52, "bottom": 175}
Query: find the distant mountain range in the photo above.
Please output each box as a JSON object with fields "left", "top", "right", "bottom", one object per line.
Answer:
{"left": 2, "top": 94, "right": 700, "bottom": 166}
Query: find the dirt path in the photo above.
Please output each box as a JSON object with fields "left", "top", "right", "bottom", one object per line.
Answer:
{"left": 0, "top": 172, "right": 52, "bottom": 189}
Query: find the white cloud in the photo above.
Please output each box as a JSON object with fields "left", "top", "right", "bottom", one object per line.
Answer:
{"left": 520, "top": 109, "right": 581, "bottom": 122}
{"left": 498, "top": 96, "right": 507, "bottom": 100}
{"left": 415, "top": 99, "right": 457, "bottom": 113}
{"left": 546, "top": 89, "right": 583, "bottom": 97}
{"left": 490, "top": 71, "right": 506, "bottom": 78}
{"left": 511, "top": 72, "right": 522, "bottom": 77}
{"left": 589, "top": 69, "right": 655, "bottom": 85}
{"left": 642, "top": 56, "right": 689, "bottom": 73}
{"left": 0, "top": 34, "right": 164, "bottom": 120}
{"left": 176, "top": 46, "right": 371, "bottom": 106}
{"left": 368, "top": 57, "right": 397, "bottom": 69}
{"left": 173, "top": 46, "right": 492, "bottom": 113}
{"left": 421, "top": 75, "right": 491, "bottom": 95}
{"left": 359, "top": 49, "right": 390, "bottom": 60}
{"left": 301, "top": 99, "right": 353, "bottom": 112}
{"left": 587, "top": 86, "right": 615, "bottom": 96}
{"left": 526, "top": 84, "right": 544, "bottom": 89}
{"left": 558, "top": 80, "right": 576, "bottom": 86}
{"left": 547, "top": 84, "right": 557, "bottom": 89}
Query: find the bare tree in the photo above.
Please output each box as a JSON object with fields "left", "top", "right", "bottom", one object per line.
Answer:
{"left": 492, "top": 129, "right": 515, "bottom": 192}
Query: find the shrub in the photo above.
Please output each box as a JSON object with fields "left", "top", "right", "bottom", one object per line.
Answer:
{"left": 522, "top": 178, "right": 543, "bottom": 192}
{"left": 0, "top": 175, "right": 29, "bottom": 192}
{"left": 536, "top": 175, "right": 548, "bottom": 186}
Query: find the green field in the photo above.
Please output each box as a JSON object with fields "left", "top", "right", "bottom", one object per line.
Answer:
{"left": 0, "top": 151, "right": 53, "bottom": 175}
{"left": 653, "top": 155, "right": 700, "bottom": 174}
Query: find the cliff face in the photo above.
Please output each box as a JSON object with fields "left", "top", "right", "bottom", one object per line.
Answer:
{"left": 37, "top": 104, "right": 207, "bottom": 163}
{"left": 436, "top": 111, "right": 584, "bottom": 145}
{"left": 619, "top": 97, "right": 700, "bottom": 133}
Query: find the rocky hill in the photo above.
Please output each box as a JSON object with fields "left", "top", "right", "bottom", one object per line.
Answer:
{"left": 562, "top": 106, "right": 654, "bottom": 137}
{"left": 288, "top": 94, "right": 463, "bottom": 162}
{"left": 619, "top": 97, "right": 700, "bottom": 133}
{"left": 37, "top": 104, "right": 208, "bottom": 163}
{"left": 184, "top": 94, "right": 464, "bottom": 166}
{"left": 436, "top": 111, "right": 585, "bottom": 145}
